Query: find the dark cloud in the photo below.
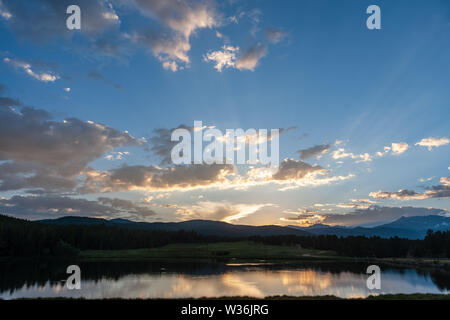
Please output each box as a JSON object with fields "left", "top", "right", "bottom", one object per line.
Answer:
{"left": 88, "top": 71, "right": 122, "bottom": 89}
{"left": 0, "top": 96, "right": 21, "bottom": 108}
{"left": 272, "top": 159, "right": 323, "bottom": 181}
{"left": 1, "top": 0, "right": 119, "bottom": 42}
{"left": 0, "top": 161, "right": 77, "bottom": 192}
{"left": 0, "top": 195, "right": 114, "bottom": 219}
{"left": 298, "top": 144, "right": 330, "bottom": 160}
{"left": 278, "top": 126, "right": 297, "bottom": 134}
{"left": 98, "top": 197, "right": 157, "bottom": 217}
{"left": 0, "top": 106, "right": 138, "bottom": 175}
{"left": 149, "top": 124, "right": 192, "bottom": 165}
{"left": 80, "top": 163, "right": 235, "bottom": 193}
{"left": 0, "top": 105, "right": 140, "bottom": 192}
{"left": 149, "top": 124, "right": 295, "bottom": 165}
{"left": 370, "top": 177, "right": 450, "bottom": 200}
{"left": 235, "top": 43, "right": 267, "bottom": 71}
{"left": 0, "top": 195, "right": 156, "bottom": 220}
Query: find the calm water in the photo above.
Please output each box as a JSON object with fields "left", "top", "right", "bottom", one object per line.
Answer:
{"left": 0, "top": 260, "right": 449, "bottom": 299}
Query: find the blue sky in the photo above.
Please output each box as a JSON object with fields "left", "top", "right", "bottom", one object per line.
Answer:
{"left": 0, "top": 0, "right": 449, "bottom": 226}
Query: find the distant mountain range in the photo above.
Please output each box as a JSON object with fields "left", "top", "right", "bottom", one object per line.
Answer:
{"left": 38, "top": 216, "right": 311, "bottom": 237}
{"left": 38, "top": 215, "right": 450, "bottom": 239}
{"left": 288, "top": 215, "right": 450, "bottom": 239}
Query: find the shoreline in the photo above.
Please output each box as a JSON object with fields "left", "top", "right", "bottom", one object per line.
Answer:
{"left": 3, "top": 293, "right": 450, "bottom": 300}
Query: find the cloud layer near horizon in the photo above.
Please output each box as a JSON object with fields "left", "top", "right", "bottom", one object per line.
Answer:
{"left": 282, "top": 205, "right": 448, "bottom": 227}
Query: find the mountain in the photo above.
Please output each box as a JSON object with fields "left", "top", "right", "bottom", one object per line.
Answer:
{"left": 381, "top": 215, "right": 450, "bottom": 231}
{"left": 288, "top": 215, "right": 450, "bottom": 239}
{"left": 38, "top": 216, "right": 311, "bottom": 238}
{"left": 38, "top": 215, "right": 450, "bottom": 239}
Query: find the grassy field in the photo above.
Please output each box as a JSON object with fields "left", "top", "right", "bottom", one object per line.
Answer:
{"left": 80, "top": 241, "right": 340, "bottom": 261}
{"left": 78, "top": 241, "right": 450, "bottom": 269}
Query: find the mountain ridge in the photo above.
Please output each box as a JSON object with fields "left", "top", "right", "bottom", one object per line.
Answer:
{"left": 37, "top": 214, "right": 450, "bottom": 239}
{"left": 288, "top": 215, "right": 450, "bottom": 239}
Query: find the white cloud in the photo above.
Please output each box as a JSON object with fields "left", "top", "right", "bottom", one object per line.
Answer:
{"left": 0, "top": 0, "right": 11, "bottom": 20}
{"left": 203, "top": 45, "right": 239, "bottom": 72}
{"left": 415, "top": 137, "right": 449, "bottom": 150}
{"left": 104, "top": 151, "right": 130, "bottom": 161}
{"left": 4, "top": 57, "right": 59, "bottom": 82}
{"left": 391, "top": 142, "right": 409, "bottom": 155}
{"left": 204, "top": 43, "right": 267, "bottom": 72}
{"left": 167, "top": 200, "right": 272, "bottom": 223}
{"left": 370, "top": 176, "right": 450, "bottom": 200}
{"left": 332, "top": 148, "right": 372, "bottom": 163}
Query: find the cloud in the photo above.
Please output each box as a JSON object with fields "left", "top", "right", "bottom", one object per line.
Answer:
{"left": 80, "top": 163, "right": 235, "bottom": 193}
{"left": 370, "top": 177, "right": 450, "bottom": 200}
{"left": 0, "top": 84, "right": 21, "bottom": 108}
{"left": 241, "top": 158, "right": 354, "bottom": 191}
{"left": 1, "top": 0, "right": 217, "bottom": 69}
{"left": 168, "top": 201, "right": 271, "bottom": 223}
{"left": 97, "top": 197, "right": 156, "bottom": 218}
{"left": 0, "top": 105, "right": 140, "bottom": 192}
{"left": 235, "top": 43, "right": 267, "bottom": 71}
{"left": 391, "top": 142, "right": 409, "bottom": 155}
{"left": 298, "top": 144, "right": 330, "bottom": 160}
{"left": 203, "top": 43, "right": 267, "bottom": 72}
{"left": 0, "top": 96, "right": 21, "bottom": 108}
{"left": 149, "top": 124, "right": 193, "bottom": 165}
{"left": 246, "top": 8, "right": 262, "bottom": 37}
{"left": 369, "top": 189, "right": 428, "bottom": 200}
{"left": 281, "top": 208, "right": 322, "bottom": 226}
{"left": 149, "top": 123, "right": 294, "bottom": 165}
{"left": 415, "top": 137, "right": 449, "bottom": 150}
{"left": 271, "top": 159, "right": 324, "bottom": 181}
{"left": 79, "top": 157, "right": 352, "bottom": 194}
{"left": 0, "top": 195, "right": 156, "bottom": 220}
{"left": 332, "top": 148, "right": 371, "bottom": 163}
{"left": 124, "top": 0, "right": 219, "bottom": 70}
{"left": 4, "top": 57, "right": 59, "bottom": 82}
{"left": 0, "top": 0, "right": 120, "bottom": 42}
{"left": 0, "top": 0, "right": 11, "bottom": 20}
{"left": 0, "top": 161, "right": 78, "bottom": 193}
{"left": 264, "top": 28, "right": 287, "bottom": 44}
{"left": 283, "top": 206, "right": 447, "bottom": 227}
{"left": 203, "top": 45, "right": 239, "bottom": 72}
{"left": 104, "top": 151, "right": 129, "bottom": 160}
{"left": 441, "top": 176, "right": 450, "bottom": 186}
{"left": 88, "top": 71, "right": 122, "bottom": 89}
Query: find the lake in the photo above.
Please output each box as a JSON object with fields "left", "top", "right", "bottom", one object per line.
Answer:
{"left": 0, "top": 260, "right": 448, "bottom": 299}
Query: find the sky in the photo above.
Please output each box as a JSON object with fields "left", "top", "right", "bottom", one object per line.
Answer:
{"left": 0, "top": 0, "right": 449, "bottom": 227}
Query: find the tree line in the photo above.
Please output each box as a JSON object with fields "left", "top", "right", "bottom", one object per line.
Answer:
{"left": 250, "top": 230, "right": 450, "bottom": 258}
{"left": 0, "top": 215, "right": 226, "bottom": 257}
{"left": 1, "top": 214, "right": 449, "bottom": 258}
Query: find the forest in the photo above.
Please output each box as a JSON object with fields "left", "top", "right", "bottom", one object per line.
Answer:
{"left": 1, "top": 214, "right": 449, "bottom": 258}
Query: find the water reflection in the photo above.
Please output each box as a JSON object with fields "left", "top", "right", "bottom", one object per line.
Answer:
{"left": 0, "top": 260, "right": 448, "bottom": 299}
